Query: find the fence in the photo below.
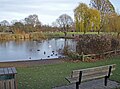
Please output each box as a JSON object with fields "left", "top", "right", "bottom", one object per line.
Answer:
{"left": 81, "top": 49, "right": 120, "bottom": 61}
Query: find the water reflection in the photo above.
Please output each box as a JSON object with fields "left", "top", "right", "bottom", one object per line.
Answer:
{"left": 0, "top": 38, "right": 76, "bottom": 62}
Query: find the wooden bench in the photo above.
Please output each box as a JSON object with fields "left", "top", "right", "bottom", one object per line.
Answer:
{"left": 65, "top": 64, "right": 116, "bottom": 89}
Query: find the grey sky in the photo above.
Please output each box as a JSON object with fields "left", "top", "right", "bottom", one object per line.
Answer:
{"left": 0, "top": 0, "right": 120, "bottom": 25}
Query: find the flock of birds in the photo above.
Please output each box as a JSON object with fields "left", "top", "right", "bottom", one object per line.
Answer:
{"left": 28, "top": 45, "right": 60, "bottom": 59}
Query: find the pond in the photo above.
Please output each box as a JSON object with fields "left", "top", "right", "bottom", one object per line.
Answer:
{"left": 0, "top": 38, "right": 77, "bottom": 62}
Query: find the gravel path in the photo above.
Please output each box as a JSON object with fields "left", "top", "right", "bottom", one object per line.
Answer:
{"left": 53, "top": 79, "right": 120, "bottom": 89}
{"left": 0, "top": 58, "right": 65, "bottom": 67}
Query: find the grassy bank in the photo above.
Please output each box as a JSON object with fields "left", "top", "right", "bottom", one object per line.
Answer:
{"left": 17, "top": 56, "right": 120, "bottom": 89}
{"left": 44, "top": 32, "right": 64, "bottom": 38}
{"left": 0, "top": 32, "right": 117, "bottom": 40}
{"left": 44, "top": 32, "right": 100, "bottom": 36}
{"left": 43, "top": 32, "right": 102, "bottom": 39}
{"left": 44, "top": 32, "right": 118, "bottom": 38}
{"left": 0, "top": 32, "right": 45, "bottom": 40}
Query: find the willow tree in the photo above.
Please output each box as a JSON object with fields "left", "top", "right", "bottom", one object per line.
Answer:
{"left": 74, "top": 3, "right": 100, "bottom": 33}
{"left": 74, "top": 3, "right": 88, "bottom": 33}
{"left": 108, "top": 14, "right": 120, "bottom": 36}
{"left": 87, "top": 8, "right": 100, "bottom": 32}
{"left": 90, "top": 0, "right": 115, "bottom": 33}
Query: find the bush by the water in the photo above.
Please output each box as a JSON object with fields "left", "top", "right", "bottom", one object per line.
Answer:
{"left": 76, "top": 35, "right": 120, "bottom": 55}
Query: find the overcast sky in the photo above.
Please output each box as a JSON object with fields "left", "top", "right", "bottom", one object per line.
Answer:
{"left": 0, "top": 0, "right": 120, "bottom": 25}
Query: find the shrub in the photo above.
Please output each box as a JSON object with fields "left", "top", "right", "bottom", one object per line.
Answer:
{"left": 76, "top": 34, "right": 119, "bottom": 55}
{"left": 111, "top": 38, "right": 119, "bottom": 50}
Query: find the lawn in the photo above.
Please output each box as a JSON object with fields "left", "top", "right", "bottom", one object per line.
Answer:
{"left": 17, "top": 56, "right": 120, "bottom": 89}
{"left": 44, "top": 32, "right": 117, "bottom": 38}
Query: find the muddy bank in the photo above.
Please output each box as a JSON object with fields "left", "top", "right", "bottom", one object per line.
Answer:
{"left": 0, "top": 58, "right": 67, "bottom": 67}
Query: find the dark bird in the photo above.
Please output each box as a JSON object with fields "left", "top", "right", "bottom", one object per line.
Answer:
{"left": 52, "top": 51, "right": 54, "bottom": 53}
{"left": 47, "top": 56, "right": 50, "bottom": 58}
{"left": 37, "top": 49, "right": 40, "bottom": 51}
{"left": 44, "top": 51, "right": 46, "bottom": 54}
{"left": 58, "top": 56, "right": 62, "bottom": 58}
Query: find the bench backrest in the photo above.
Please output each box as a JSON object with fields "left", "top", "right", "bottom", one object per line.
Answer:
{"left": 71, "top": 64, "right": 116, "bottom": 82}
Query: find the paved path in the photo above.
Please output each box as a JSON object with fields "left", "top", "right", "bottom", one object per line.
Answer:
{"left": 53, "top": 79, "right": 120, "bottom": 89}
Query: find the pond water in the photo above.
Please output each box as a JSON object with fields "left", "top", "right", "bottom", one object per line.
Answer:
{"left": 0, "top": 38, "right": 77, "bottom": 62}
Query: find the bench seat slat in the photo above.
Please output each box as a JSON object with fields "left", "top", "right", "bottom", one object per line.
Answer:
{"left": 72, "top": 64, "right": 115, "bottom": 78}
{"left": 66, "top": 72, "right": 112, "bottom": 83}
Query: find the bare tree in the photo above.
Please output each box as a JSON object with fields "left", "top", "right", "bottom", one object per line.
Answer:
{"left": 90, "top": 0, "right": 115, "bottom": 14}
{"left": 0, "top": 20, "right": 9, "bottom": 26}
{"left": 90, "top": 0, "right": 116, "bottom": 33}
{"left": 25, "top": 14, "right": 41, "bottom": 27}
{"left": 55, "top": 14, "right": 73, "bottom": 32}
{"left": 0, "top": 20, "right": 10, "bottom": 32}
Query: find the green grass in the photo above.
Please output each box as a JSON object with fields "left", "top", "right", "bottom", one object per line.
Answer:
{"left": 43, "top": 32, "right": 118, "bottom": 38}
{"left": 17, "top": 56, "right": 120, "bottom": 89}
{"left": 43, "top": 32, "right": 100, "bottom": 38}
{"left": 67, "top": 32, "right": 100, "bottom": 34}
{"left": 44, "top": 32, "right": 64, "bottom": 38}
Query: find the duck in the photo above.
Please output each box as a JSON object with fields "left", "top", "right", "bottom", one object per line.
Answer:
{"left": 44, "top": 51, "right": 46, "bottom": 54}
{"left": 37, "top": 49, "right": 40, "bottom": 51}
{"left": 47, "top": 56, "right": 50, "bottom": 58}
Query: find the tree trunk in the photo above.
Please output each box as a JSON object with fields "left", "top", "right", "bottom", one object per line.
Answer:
{"left": 117, "top": 32, "right": 120, "bottom": 38}
{"left": 98, "top": 30, "right": 100, "bottom": 34}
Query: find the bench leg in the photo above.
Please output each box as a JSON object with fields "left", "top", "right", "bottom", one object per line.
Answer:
{"left": 76, "top": 82, "right": 79, "bottom": 89}
{"left": 105, "top": 76, "right": 108, "bottom": 86}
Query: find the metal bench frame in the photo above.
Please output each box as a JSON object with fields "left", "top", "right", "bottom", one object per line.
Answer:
{"left": 65, "top": 64, "right": 115, "bottom": 89}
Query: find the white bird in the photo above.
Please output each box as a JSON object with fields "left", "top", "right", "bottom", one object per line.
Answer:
{"left": 49, "top": 45, "right": 52, "bottom": 48}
